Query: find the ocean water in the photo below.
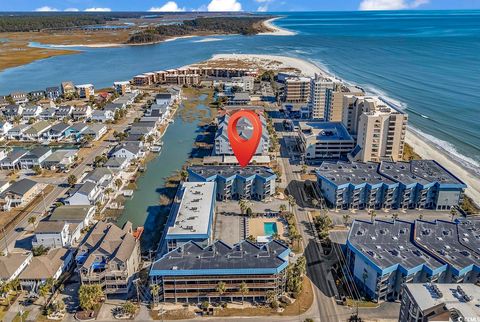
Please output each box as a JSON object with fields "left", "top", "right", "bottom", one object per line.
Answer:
{"left": 0, "top": 10, "right": 479, "bottom": 172}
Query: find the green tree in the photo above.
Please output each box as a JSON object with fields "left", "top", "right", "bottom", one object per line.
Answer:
{"left": 28, "top": 215, "right": 37, "bottom": 230}
{"left": 247, "top": 235, "right": 256, "bottom": 243}
{"left": 122, "top": 301, "right": 137, "bottom": 317}
{"left": 9, "top": 278, "right": 20, "bottom": 292}
{"left": 38, "top": 281, "right": 51, "bottom": 306}
{"left": 369, "top": 210, "right": 377, "bottom": 223}
{"left": 238, "top": 199, "right": 248, "bottom": 215}
{"left": 391, "top": 213, "right": 399, "bottom": 221}
{"left": 78, "top": 284, "right": 104, "bottom": 311}
{"left": 239, "top": 281, "right": 249, "bottom": 304}
{"left": 279, "top": 204, "right": 287, "bottom": 213}
{"left": 287, "top": 195, "right": 296, "bottom": 212}
{"left": 67, "top": 174, "right": 77, "bottom": 187}
{"left": 201, "top": 301, "right": 210, "bottom": 310}
{"left": 450, "top": 208, "right": 458, "bottom": 222}
{"left": 312, "top": 199, "right": 319, "bottom": 209}
{"left": 266, "top": 290, "right": 277, "bottom": 305}
{"left": 114, "top": 179, "right": 123, "bottom": 189}
{"left": 246, "top": 207, "right": 253, "bottom": 218}
{"left": 342, "top": 214, "right": 350, "bottom": 227}
{"left": 314, "top": 215, "right": 332, "bottom": 240}
{"left": 180, "top": 170, "right": 188, "bottom": 182}
{"left": 32, "top": 165, "right": 42, "bottom": 176}
{"left": 150, "top": 284, "right": 160, "bottom": 306}
{"left": 301, "top": 164, "right": 307, "bottom": 174}
{"left": 0, "top": 282, "right": 11, "bottom": 298}
{"left": 216, "top": 281, "right": 227, "bottom": 302}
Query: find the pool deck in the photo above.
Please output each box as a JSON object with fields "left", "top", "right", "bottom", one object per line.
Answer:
{"left": 247, "top": 216, "right": 286, "bottom": 239}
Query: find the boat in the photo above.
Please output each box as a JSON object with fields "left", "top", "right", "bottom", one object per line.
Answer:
{"left": 151, "top": 145, "right": 162, "bottom": 152}
{"left": 168, "top": 119, "right": 174, "bottom": 124}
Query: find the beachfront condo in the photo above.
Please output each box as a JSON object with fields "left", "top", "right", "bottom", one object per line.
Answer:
{"left": 327, "top": 84, "right": 364, "bottom": 122}
{"left": 149, "top": 239, "right": 290, "bottom": 304}
{"left": 285, "top": 76, "right": 311, "bottom": 104}
{"left": 343, "top": 95, "right": 408, "bottom": 162}
{"left": 308, "top": 74, "right": 335, "bottom": 120}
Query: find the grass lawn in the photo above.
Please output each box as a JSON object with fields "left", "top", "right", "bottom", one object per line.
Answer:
{"left": 216, "top": 276, "right": 314, "bottom": 317}
{"left": 346, "top": 298, "right": 379, "bottom": 308}
{"left": 151, "top": 308, "right": 195, "bottom": 320}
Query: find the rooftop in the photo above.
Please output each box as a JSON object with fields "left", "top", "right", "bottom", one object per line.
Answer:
{"left": 20, "top": 248, "right": 70, "bottom": 280}
{"left": 298, "top": 121, "right": 354, "bottom": 142}
{"left": 1, "top": 178, "right": 37, "bottom": 197}
{"left": 405, "top": 284, "right": 480, "bottom": 319}
{"left": 317, "top": 161, "right": 395, "bottom": 186}
{"left": 0, "top": 253, "right": 31, "bottom": 280}
{"left": 166, "top": 182, "right": 215, "bottom": 239}
{"left": 189, "top": 165, "right": 276, "bottom": 180}
{"left": 348, "top": 220, "right": 444, "bottom": 272}
{"left": 49, "top": 205, "right": 94, "bottom": 222}
{"left": 35, "top": 221, "right": 67, "bottom": 234}
{"left": 150, "top": 239, "right": 289, "bottom": 276}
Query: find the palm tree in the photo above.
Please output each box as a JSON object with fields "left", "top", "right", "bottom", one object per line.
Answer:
{"left": 114, "top": 179, "right": 123, "bottom": 189}
{"left": 239, "top": 282, "right": 249, "bottom": 304}
{"left": 238, "top": 199, "right": 249, "bottom": 215}
{"left": 287, "top": 195, "right": 296, "bottom": 212}
{"left": 9, "top": 278, "right": 20, "bottom": 292}
{"left": 272, "top": 232, "right": 281, "bottom": 240}
{"left": 216, "top": 281, "right": 227, "bottom": 302}
{"left": 279, "top": 204, "right": 287, "bottom": 214}
{"left": 266, "top": 290, "right": 276, "bottom": 304}
{"left": 28, "top": 216, "right": 37, "bottom": 230}
{"left": 450, "top": 208, "right": 458, "bottom": 222}
{"left": 342, "top": 214, "right": 350, "bottom": 227}
{"left": 150, "top": 284, "right": 160, "bottom": 306}
{"left": 180, "top": 170, "right": 189, "bottom": 182}
{"left": 391, "top": 213, "right": 399, "bottom": 221}
{"left": 369, "top": 210, "right": 377, "bottom": 223}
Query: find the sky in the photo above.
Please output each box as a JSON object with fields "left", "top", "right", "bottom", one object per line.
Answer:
{"left": 2, "top": 0, "right": 480, "bottom": 12}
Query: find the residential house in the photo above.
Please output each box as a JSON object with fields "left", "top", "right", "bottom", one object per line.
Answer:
{"left": 76, "top": 221, "right": 141, "bottom": 296}
{"left": 0, "top": 253, "right": 33, "bottom": 283}
{"left": 65, "top": 181, "right": 103, "bottom": 206}
{"left": 65, "top": 123, "right": 88, "bottom": 141}
{"left": 22, "top": 105, "right": 43, "bottom": 121}
{"left": 32, "top": 221, "right": 71, "bottom": 248}
{"left": 22, "top": 121, "right": 51, "bottom": 141}
{"left": 104, "top": 157, "right": 129, "bottom": 170}
{"left": 2, "top": 104, "right": 23, "bottom": 121}
{"left": 61, "top": 81, "right": 75, "bottom": 96}
{"left": 42, "top": 149, "right": 78, "bottom": 170}
{"left": 155, "top": 93, "right": 172, "bottom": 107}
{"left": 104, "top": 102, "right": 125, "bottom": 113}
{"left": 45, "top": 87, "right": 61, "bottom": 100}
{"left": 0, "top": 180, "right": 10, "bottom": 194}
{"left": 113, "top": 92, "right": 137, "bottom": 106}
{"left": 0, "top": 178, "right": 40, "bottom": 211}
{"left": 72, "top": 106, "right": 92, "bottom": 120}
{"left": 29, "top": 90, "right": 45, "bottom": 100}
{"left": 84, "top": 167, "right": 117, "bottom": 191}
{"left": 0, "top": 149, "right": 29, "bottom": 169}
{"left": 75, "top": 84, "right": 95, "bottom": 99}
{"left": 110, "top": 142, "right": 144, "bottom": 163}
{"left": 10, "top": 92, "right": 28, "bottom": 104}
{"left": 39, "top": 107, "right": 57, "bottom": 120}
{"left": 19, "top": 147, "right": 52, "bottom": 169}
{"left": 82, "top": 124, "right": 107, "bottom": 141}
{"left": 92, "top": 109, "right": 114, "bottom": 122}
{"left": 0, "top": 121, "right": 13, "bottom": 135}
{"left": 49, "top": 205, "right": 95, "bottom": 232}
{"left": 55, "top": 105, "right": 74, "bottom": 119}
{"left": 19, "top": 248, "right": 73, "bottom": 291}
{"left": 45, "top": 122, "right": 70, "bottom": 141}
{"left": 129, "top": 121, "right": 156, "bottom": 137}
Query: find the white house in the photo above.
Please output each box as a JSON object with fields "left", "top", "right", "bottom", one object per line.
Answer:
{"left": 0, "top": 122, "right": 13, "bottom": 135}
{"left": 65, "top": 182, "right": 103, "bottom": 206}
{"left": 110, "top": 142, "right": 144, "bottom": 163}
{"left": 92, "top": 109, "right": 114, "bottom": 122}
{"left": 19, "top": 147, "right": 53, "bottom": 169}
{"left": 22, "top": 105, "right": 43, "bottom": 121}
{"left": 32, "top": 221, "right": 71, "bottom": 248}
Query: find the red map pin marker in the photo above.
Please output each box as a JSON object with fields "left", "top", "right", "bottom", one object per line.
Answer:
{"left": 227, "top": 110, "right": 262, "bottom": 167}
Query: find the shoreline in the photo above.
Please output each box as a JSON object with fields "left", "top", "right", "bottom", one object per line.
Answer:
{"left": 259, "top": 17, "right": 297, "bottom": 36}
{"left": 200, "top": 53, "right": 480, "bottom": 203}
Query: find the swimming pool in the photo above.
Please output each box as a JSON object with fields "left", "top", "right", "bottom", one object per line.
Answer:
{"left": 264, "top": 222, "right": 278, "bottom": 236}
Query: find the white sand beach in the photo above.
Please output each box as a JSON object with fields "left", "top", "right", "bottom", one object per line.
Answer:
{"left": 202, "top": 53, "right": 480, "bottom": 203}
{"left": 406, "top": 130, "right": 480, "bottom": 203}
{"left": 259, "top": 17, "right": 297, "bottom": 36}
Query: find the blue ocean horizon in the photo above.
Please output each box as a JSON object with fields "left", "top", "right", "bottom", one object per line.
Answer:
{"left": 1, "top": 10, "right": 479, "bottom": 171}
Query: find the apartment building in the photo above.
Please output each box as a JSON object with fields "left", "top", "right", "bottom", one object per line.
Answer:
{"left": 297, "top": 121, "right": 355, "bottom": 160}
{"left": 163, "top": 182, "right": 216, "bottom": 252}
{"left": 75, "top": 84, "right": 95, "bottom": 99}
{"left": 214, "top": 113, "right": 269, "bottom": 156}
{"left": 346, "top": 219, "right": 480, "bottom": 302}
{"left": 316, "top": 160, "right": 466, "bottom": 210}
{"left": 113, "top": 81, "right": 131, "bottom": 95}
{"left": 188, "top": 166, "right": 276, "bottom": 201}
{"left": 76, "top": 221, "right": 141, "bottom": 297}
{"left": 61, "top": 81, "right": 75, "bottom": 96}
{"left": 150, "top": 239, "right": 290, "bottom": 303}
{"left": 399, "top": 284, "right": 480, "bottom": 322}
{"left": 308, "top": 75, "right": 335, "bottom": 120}
{"left": 342, "top": 95, "right": 408, "bottom": 162}
{"left": 285, "top": 77, "right": 311, "bottom": 104}
{"left": 327, "top": 84, "right": 364, "bottom": 122}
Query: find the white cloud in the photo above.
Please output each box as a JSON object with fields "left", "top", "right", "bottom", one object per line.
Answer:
{"left": 35, "top": 6, "right": 59, "bottom": 12}
{"left": 149, "top": 1, "right": 185, "bottom": 12}
{"left": 207, "top": 0, "right": 242, "bottom": 12}
{"left": 255, "top": 0, "right": 273, "bottom": 12}
{"left": 64, "top": 8, "right": 79, "bottom": 12}
{"left": 359, "top": 0, "right": 429, "bottom": 10}
{"left": 84, "top": 7, "right": 112, "bottom": 12}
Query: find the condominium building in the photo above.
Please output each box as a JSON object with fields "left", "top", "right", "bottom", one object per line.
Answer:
{"left": 76, "top": 221, "right": 141, "bottom": 296}
{"left": 308, "top": 75, "right": 335, "bottom": 120}
{"left": 163, "top": 182, "right": 216, "bottom": 252}
{"left": 285, "top": 77, "right": 311, "bottom": 104}
{"left": 113, "top": 81, "right": 131, "bottom": 95}
{"left": 188, "top": 165, "right": 276, "bottom": 201}
{"left": 297, "top": 121, "right": 355, "bottom": 160}
{"left": 316, "top": 160, "right": 466, "bottom": 210}
{"left": 327, "top": 84, "right": 364, "bottom": 122}
{"left": 343, "top": 96, "right": 408, "bottom": 162}
{"left": 399, "top": 284, "right": 480, "bottom": 322}
{"left": 75, "top": 84, "right": 95, "bottom": 99}
{"left": 346, "top": 219, "right": 480, "bottom": 302}
{"left": 150, "top": 239, "right": 290, "bottom": 303}
{"left": 214, "top": 113, "right": 269, "bottom": 156}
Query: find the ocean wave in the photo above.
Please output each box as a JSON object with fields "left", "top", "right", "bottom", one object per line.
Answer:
{"left": 361, "top": 84, "right": 408, "bottom": 110}
{"left": 410, "top": 127, "right": 480, "bottom": 172}
{"left": 192, "top": 38, "right": 223, "bottom": 43}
